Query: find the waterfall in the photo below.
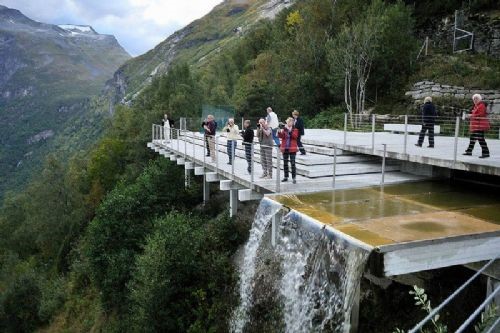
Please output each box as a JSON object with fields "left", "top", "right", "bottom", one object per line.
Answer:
{"left": 230, "top": 198, "right": 283, "bottom": 333}
{"left": 278, "top": 210, "right": 369, "bottom": 333}
{"left": 231, "top": 198, "right": 369, "bottom": 333}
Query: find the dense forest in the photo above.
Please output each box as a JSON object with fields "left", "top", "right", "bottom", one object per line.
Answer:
{"left": 0, "top": 0, "right": 499, "bottom": 332}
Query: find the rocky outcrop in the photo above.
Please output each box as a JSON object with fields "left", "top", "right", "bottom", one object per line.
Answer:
{"left": 405, "top": 81, "right": 500, "bottom": 114}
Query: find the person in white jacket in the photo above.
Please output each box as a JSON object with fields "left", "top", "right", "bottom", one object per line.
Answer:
{"left": 222, "top": 118, "right": 240, "bottom": 165}
{"left": 163, "top": 114, "right": 173, "bottom": 142}
{"left": 266, "top": 107, "right": 280, "bottom": 146}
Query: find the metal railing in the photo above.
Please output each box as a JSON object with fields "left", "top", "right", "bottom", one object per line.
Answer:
{"left": 151, "top": 113, "right": 499, "bottom": 192}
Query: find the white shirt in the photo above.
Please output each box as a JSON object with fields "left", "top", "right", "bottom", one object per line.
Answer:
{"left": 266, "top": 111, "right": 279, "bottom": 129}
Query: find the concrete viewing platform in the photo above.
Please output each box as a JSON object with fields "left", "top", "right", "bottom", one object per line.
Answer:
{"left": 302, "top": 129, "right": 500, "bottom": 176}
{"left": 149, "top": 127, "right": 500, "bottom": 279}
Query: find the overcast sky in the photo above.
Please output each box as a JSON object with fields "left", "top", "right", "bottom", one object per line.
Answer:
{"left": 1, "top": 0, "right": 224, "bottom": 56}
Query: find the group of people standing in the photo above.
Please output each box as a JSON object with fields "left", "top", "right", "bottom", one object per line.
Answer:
{"left": 201, "top": 107, "right": 307, "bottom": 184}
{"left": 415, "top": 93, "right": 490, "bottom": 158}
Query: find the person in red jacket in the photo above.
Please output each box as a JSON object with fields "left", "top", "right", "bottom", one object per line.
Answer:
{"left": 463, "top": 94, "right": 490, "bottom": 158}
{"left": 278, "top": 117, "right": 299, "bottom": 183}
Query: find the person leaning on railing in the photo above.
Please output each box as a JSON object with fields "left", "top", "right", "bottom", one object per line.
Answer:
{"left": 463, "top": 93, "right": 490, "bottom": 159}
{"left": 256, "top": 118, "right": 273, "bottom": 179}
{"left": 415, "top": 96, "right": 436, "bottom": 148}
{"left": 203, "top": 115, "right": 217, "bottom": 162}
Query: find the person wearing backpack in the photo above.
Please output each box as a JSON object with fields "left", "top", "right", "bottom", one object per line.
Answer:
{"left": 463, "top": 94, "right": 490, "bottom": 158}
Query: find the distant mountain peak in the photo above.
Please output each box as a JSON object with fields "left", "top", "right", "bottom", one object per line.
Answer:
{"left": 0, "top": 4, "right": 34, "bottom": 23}
{"left": 57, "top": 24, "right": 98, "bottom": 35}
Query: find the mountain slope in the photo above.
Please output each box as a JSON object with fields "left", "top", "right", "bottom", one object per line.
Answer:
{"left": 107, "top": 0, "right": 294, "bottom": 102}
{"left": 0, "top": 5, "right": 131, "bottom": 197}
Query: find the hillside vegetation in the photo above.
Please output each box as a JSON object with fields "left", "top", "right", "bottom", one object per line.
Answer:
{"left": 1, "top": 0, "right": 499, "bottom": 332}
{"left": 0, "top": 5, "right": 130, "bottom": 199}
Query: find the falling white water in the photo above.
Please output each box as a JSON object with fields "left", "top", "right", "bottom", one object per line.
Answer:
{"left": 230, "top": 198, "right": 369, "bottom": 333}
{"left": 230, "top": 198, "right": 282, "bottom": 333}
{"left": 278, "top": 211, "right": 369, "bottom": 333}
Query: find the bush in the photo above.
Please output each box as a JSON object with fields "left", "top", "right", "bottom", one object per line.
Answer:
{"left": 306, "top": 106, "right": 346, "bottom": 129}
{"left": 0, "top": 270, "right": 42, "bottom": 333}
{"left": 83, "top": 159, "right": 202, "bottom": 311}
{"left": 129, "top": 212, "right": 242, "bottom": 332}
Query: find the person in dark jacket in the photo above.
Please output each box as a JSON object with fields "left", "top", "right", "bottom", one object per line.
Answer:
{"left": 292, "top": 110, "right": 306, "bottom": 155}
{"left": 203, "top": 115, "right": 217, "bottom": 162}
{"left": 415, "top": 96, "right": 437, "bottom": 148}
{"left": 278, "top": 117, "right": 299, "bottom": 184}
{"left": 463, "top": 93, "right": 490, "bottom": 158}
{"left": 241, "top": 120, "right": 255, "bottom": 174}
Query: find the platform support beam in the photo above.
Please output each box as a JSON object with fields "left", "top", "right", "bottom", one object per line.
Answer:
{"left": 229, "top": 189, "right": 238, "bottom": 217}
{"left": 203, "top": 175, "right": 210, "bottom": 203}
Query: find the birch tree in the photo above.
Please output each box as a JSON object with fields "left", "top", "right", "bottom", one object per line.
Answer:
{"left": 327, "top": 0, "right": 385, "bottom": 124}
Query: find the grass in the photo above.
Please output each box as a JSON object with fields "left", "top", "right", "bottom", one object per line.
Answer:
{"left": 411, "top": 52, "right": 500, "bottom": 89}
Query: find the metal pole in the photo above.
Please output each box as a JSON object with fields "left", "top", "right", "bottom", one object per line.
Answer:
{"left": 231, "top": 142, "right": 235, "bottom": 179}
{"left": 192, "top": 131, "right": 195, "bottom": 160}
{"left": 215, "top": 135, "right": 219, "bottom": 169}
{"left": 455, "top": 286, "right": 500, "bottom": 333}
{"left": 371, "top": 114, "right": 375, "bottom": 153}
{"left": 425, "top": 36, "right": 429, "bottom": 56}
{"left": 343, "top": 113, "right": 348, "bottom": 149}
{"left": 184, "top": 127, "right": 187, "bottom": 158}
{"left": 177, "top": 129, "right": 180, "bottom": 152}
{"left": 203, "top": 134, "right": 206, "bottom": 168}
{"left": 332, "top": 145, "right": 337, "bottom": 189}
{"left": 152, "top": 124, "right": 154, "bottom": 142}
{"left": 403, "top": 115, "right": 408, "bottom": 155}
{"left": 275, "top": 146, "right": 281, "bottom": 193}
{"left": 381, "top": 144, "right": 387, "bottom": 186}
{"left": 409, "top": 256, "right": 499, "bottom": 333}
{"left": 250, "top": 142, "right": 254, "bottom": 188}
{"left": 453, "top": 116, "right": 460, "bottom": 164}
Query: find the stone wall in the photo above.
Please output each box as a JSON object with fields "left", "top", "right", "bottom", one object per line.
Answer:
{"left": 405, "top": 81, "right": 500, "bottom": 114}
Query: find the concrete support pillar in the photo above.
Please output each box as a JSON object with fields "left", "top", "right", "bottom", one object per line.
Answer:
{"left": 271, "top": 211, "right": 282, "bottom": 247}
{"left": 203, "top": 175, "right": 210, "bottom": 203}
{"left": 185, "top": 168, "right": 191, "bottom": 188}
{"left": 229, "top": 189, "right": 238, "bottom": 217}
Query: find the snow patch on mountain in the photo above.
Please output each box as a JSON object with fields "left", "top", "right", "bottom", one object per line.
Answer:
{"left": 58, "top": 24, "right": 96, "bottom": 35}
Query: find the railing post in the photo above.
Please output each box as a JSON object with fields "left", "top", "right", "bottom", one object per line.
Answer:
{"left": 343, "top": 113, "right": 348, "bottom": 149}
{"left": 177, "top": 129, "right": 180, "bottom": 152}
{"left": 184, "top": 127, "right": 187, "bottom": 157}
{"left": 275, "top": 146, "right": 281, "bottom": 193}
{"left": 203, "top": 134, "right": 206, "bottom": 168}
{"left": 403, "top": 115, "right": 408, "bottom": 155}
{"left": 381, "top": 144, "right": 387, "bottom": 186}
{"left": 371, "top": 114, "right": 375, "bottom": 153}
{"left": 215, "top": 135, "right": 219, "bottom": 169}
{"left": 454, "top": 116, "right": 460, "bottom": 164}
{"left": 170, "top": 128, "right": 173, "bottom": 150}
{"left": 332, "top": 145, "right": 337, "bottom": 189}
{"left": 192, "top": 131, "right": 195, "bottom": 160}
{"left": 231, "top": 143, "right": 235, "bottom": 179}
{"left": 250, "top": 142, "right": 254, "bottom": 188}
{"left": 152, "top": 124, "right": 155, "bottom": 142}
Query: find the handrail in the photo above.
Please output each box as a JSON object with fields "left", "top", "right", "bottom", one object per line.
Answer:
{"left": 408, "top": 256, "right": 499, "bottom": 333}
